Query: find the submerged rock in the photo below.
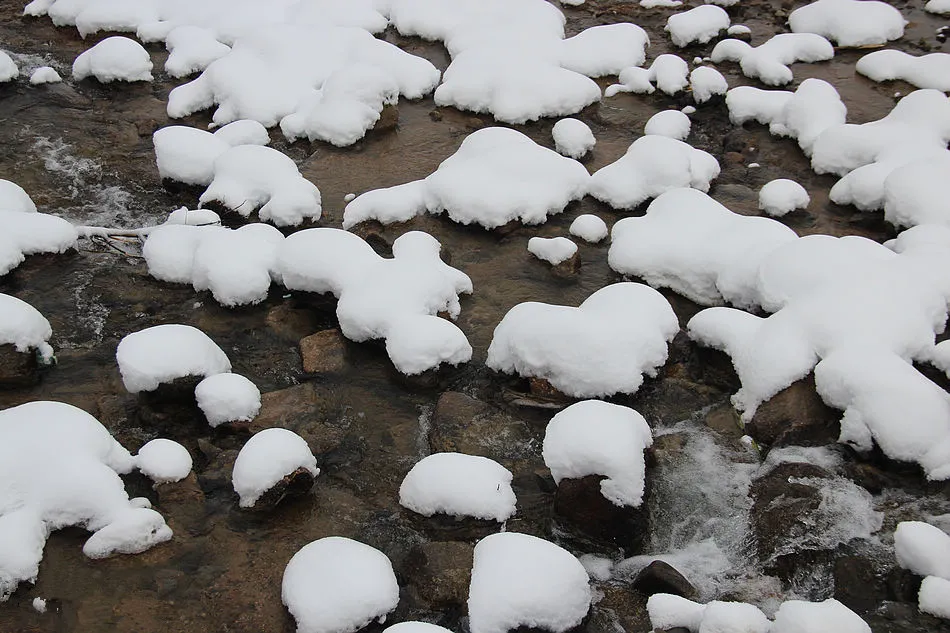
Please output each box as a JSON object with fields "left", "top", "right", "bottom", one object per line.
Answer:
{"left": 401, "top": 541, "right": 473, "bottom": 610}
{"left": 429, "top": 391, "right": 533, "bottom": 459}
{"left": 554, "top": 474, "right": 650, "bottom": 555}
{"left": 0, "top": 343, "right": 40, "bottom": 387}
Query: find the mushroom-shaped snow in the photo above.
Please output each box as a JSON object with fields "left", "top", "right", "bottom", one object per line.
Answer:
{"left": 0, "top": 401, "right": 172, "bottom": 601}
{"left": 195, "top": 373, "right": 261, "bottom": 427}
{"left": 542, "top": 401, "right": 653, "bottom": 507}
{"left": 759, "top": 179, "right": 810, "bottom": 216}
{"left": 468, "top": 532, "right": 592, "bottom": 633}
{"left": 0, "top": 293, "right": 54, "bottom": 361}
{"left": 399, "top": 453, "right": 517, "bottom": 522}
{"left": 72, "top": 36, "right": 153, "bottom": 82}
{"left": 569, "top": 214, "right": 608, "bottom": 243}
{"left": 135, "top": 438, "right": 193, "bottom": 484}
{"left": 486, "top": 283, "right": 678, "bottom": 398}
{"left": 116, "top": 324, "right": 231, "bottom": 393}
{"left": 552, "top": 118, "right": 596, "bottom": 159}
{"left": 232, "top": 428, "right": 319, "bottom": 508}
{"left": 282, "top": 537, "right": 399, "bottom": 633}
{"left": 644, "top": 110, "right": 691, "bottom": 141}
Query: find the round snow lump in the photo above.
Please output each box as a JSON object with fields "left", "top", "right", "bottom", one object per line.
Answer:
{"left": 232, "top": 428, "right": 319, "bottom": 508}
{"left": 542, "top": 400, "right": 654, "bottom": 507}
{"left": 195, "top": 373, "right": 262, "bottom": 427}
{"left": 399, "top": 452, "right": 517, "bottom": 522}
{"left": 384, "top": 624, "right": 454, "bottom": 633}
{"left": 468, "top": 532, "right": 592, "bottom": 633}
{"left": 282, "top": 537, "right": 399, "bottom": 633}
{"left": 894, "top": 521, "right": 950, "bottom": 579}
{"left": 72, "top": 36, "right": 153, "bottom": 83}
{"left": 759, "top": 179, "right": 810, "bottom": 216}
{"left": 569, "top": 215, "right": 608, "bottom": 243}
{"left": 116, "top": 324, "right": 231, "bottom": 393}
{"left": 528, "top": 237, "right": 578, "bottom": 265}
{"left": 552, "top": 118, "right": 596, "bottom": 159}
{"left": 136, "top": 438, "right": 193, "bottom": 484}
{"left": 644, "top": 110, "right": 691, "bottom": 141}
{"left": 30, "top": 66, "right": 62, "bottom": 85}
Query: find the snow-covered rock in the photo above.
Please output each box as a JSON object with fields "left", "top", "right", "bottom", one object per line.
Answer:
{"left": 72, "top": 36, "right": 153, "bottom": 83}
{"left": 528, "top": 237, "right": 577, "bottom": 266}
{"left": 195, "top": 373, "right": 261, "bottom": 427}
{"left": 164, "top": 207, "right": 220, "bottom": 226}
{"left": 384, "top": 624, "right": 453, "bottom": 633}
{"left": 0, "top": 180, "right": 37, "bottom": 214}
{"left": 644, "top": 110, "right": 691, "bottom": 141}
{"left": 689, "top": 66, "right": 728, "bottom": 104}
{"left": 552, "top": 118, "right": 595, "bottom": 159}
{"left": 919, "top": 576, "right": 950, "bottom": 619}
{"left": 606, "top": 54, "right": 690, "bottom": 97}
{"left": 0, "top": 51, "right": 17, "bottom": 82}
{"left": 759, "top": 179, "right": 810, "bottom": 216}
{"left": 486, "top": 283, "right": 678, "bottom": 398}
{"left": 926, "top": 0, "right": 950, "bottom": 13}
{"left": 665, "top": 6, "right": 730, "bottom": 48}
{"left": 646, "top": 594, "right": 706, "bottom": 631}
{"left": 894, "top": 521, "right": 950, "bottom": 578}
{"left": 135, "top": 439, "right": 193, "bottom": 484}
{"left": 164, "top": 25, "right": 230, "bottom": 78}
{"left": 282, "top": 537, "right": 398, "bottom": 633}
{"left": 0, "top": 294, "right": 54, "bottom": 361}
{"left": 153, "top": 121, "right": 270, "bottom": 187}
{"left": 0, "top": 401, "right": 172, "bottom": 601}
{"left": 232, "top": 428, "right": 319, "bottom": 508}
{"left": 279, "top": 229, "right": 472, "bottom": 375}
{"left": 789, "top": 0, "right": 905, "bottom": 47}
{"left": 542, "top": 400, "right": 653, "bottom": 507}
{"left": 771, "top": 599, "right": 871, "bottom": 633}
{"left": 116, "top": 324, "right": 231, "bottom": 393}
{"left": 344, "top": 127, "right": 589, "bottom": 230}
{"left": 569, "top": 214, "right": 608, "bottom": 243}
{"left": 29, "top": 66, "right": 61, "bottom": 85}
{"left": 588, "top": 135, "right": 719, "bottom": 210}
{"left": 468, "top": 532, "right": 591, "bottom": 633}
{"left": 711, "top": 34, "right": 834, "bottom": 86}
{"left": 856, "top": 50, "right": 950, "bottom": 93}
{"left": 399, "top": 453, "right": 516, "bottom": 522}
{"left": 0, "top": 182, "right": 78, "bottom": 275}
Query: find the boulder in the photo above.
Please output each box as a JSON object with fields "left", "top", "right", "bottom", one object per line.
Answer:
{"left": 299, "top": 329, "right": 347, "bottom": 374}
{"left": 745, "top": 375, "right": 840, "bottom": 448}
{"left": 554, "top": 474, "right": 649, "bottom": 555}
{"left": 401, "top": 541, "right": 473, "bottom": 610}
{"left": 632, "top": 560, "right": 696, "bottom": 599}
{"left": 249, "top": 383, "right": 345, "bottom": 455}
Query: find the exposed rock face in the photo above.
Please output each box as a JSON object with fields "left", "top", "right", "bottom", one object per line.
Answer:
{"left": 401, "top": 541, "right": 473, "bottom": 610}
{"left": 745, "top": 376, "right": 840, "bottom": 448}
{"left": 554, "top": 474, "right": 649, "bottom": 555}
{"left": 298, "top": 329, "right": 347, "bottom": 374}
{"left": 632, "top": 560, "right": 696, "bottom": 599}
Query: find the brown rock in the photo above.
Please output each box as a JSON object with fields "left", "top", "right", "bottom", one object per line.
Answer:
{"left": 746, "top": 375, "right": 840, "bottom": 448}
{"left": 299, "top": 329, "right": 347, "bottom": 374}
{"left": 155, "top": 472, "right": 207, "bottom": 535}
{"left": 251, "top": 383, "right": 345, "bottom": 455}
{"left": 265, "top": 303, "right": 320, "bottom": 341}
{"left": 246, "top": 466, "right": 316, "bottom": 511}
{"left": 834, "top": 554, "right": 888, "bottom": 612}
{"left": 632, "top": 560, "right": 696, "bottom": 599}
{"left": 554, "top": 475, "right": 649, "bottom": 554}
{"left": 376, "top": 104, "right": 399, "bottom": 132}
{"left": 552, "top": 251, "right": 581, "bottom": 278}
{"left": 704, "top": 402, "right": 742, "bottom": 437}
{"left": 402, "top": 541, "right": 474, "bottom": 609}
{"left": 429, "top": 391, "right": 533, "bottom": 459}
{"left": 0, "top": 343, "right": 40, "bottom": 388}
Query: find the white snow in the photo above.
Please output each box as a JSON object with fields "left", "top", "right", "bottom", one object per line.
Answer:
{"left": 569, "top": 215, "right": 608, "bottom": 243}
{"left": 894, "top": 521, "right": 950, "bottom": 579}
{"left": 789, "top": 0, "right": 905, "bottom": 47}
{"left": 384, "top": 624, "right": 454, "bottom": 633}
{"left": 649, "top": 595, "right": 867, "bottom": 633}
{"left": 606, "top": 54, "right": 690, "bottom": 97}
{"left": 194, "top": 373, "right": 261, "bottom": 427}
{"left": 588, "top": 135, "right": 720, "bottom": 210}
{"left": 642, "top": 0, "right": 683, "bottom": 7}
{"left": 232, "top": 428, "right": 319, "bottom": 508}
{"left": 647, "top": 594, "right": 706, "bottom": 631}
{"left": 759, "top": 179, "right": 810, "bottom": 216}
{"left": 135, "top": 439, "right": 193, "bottom": 484}
{"left": 856, "top": 51, "right": 950, "bottom": 93}
{"left": 884, "top": 153, "right": 950, "bottom": 229}
{"left": 344, "top": 127, "right": 590, "bottom": 230}
{"left": 0, "top": 51, "right": 18, "bottom": 82}
{"left": 0, "top": 293, "right": 54, "bottom": 361}
{"left": 542, "top": 400, "right": 654, "bottom": 507}
{"left": 711, "top": 34, "right": 834, "bottom": 86}
{"left": 919, "top": 576, "right": 950, "bottom": 619}
{"left": 282, "top": 537, "right": 398, "bottom": 633}
{"left": 115, "top": 324, "right": 232, "bottom": 393}
{"left": 398, "top": 452, "right": 517, "bottom": 522}
{"left": 31, "top": 597, "right": 46, "bottom": 613}
{"left": 528, "top": 237, "right": 578, "bottom": 265}
{"left": 486, "top": 282, "right": 678, "bottom": 398}
{"left": 72, "top": 36, "right": 153, "bottom": 83}
{"left": 770, "top": 599, "right": 871, "bottom": 633}
{"left": 164, "top": 25, "right": 230, "bottom": 78}
{"left": 279, "top": 229, "right": 473, "bottom": 375}
{"left": 689, "top": 66, "right": 728, "bottom": 104}
{"left": 164, "top": 207, "right": 220, "bottom": 226}
{"left": 701, "top": 601, "right": 771, "bottom": 633}
{"left": 0, "top": 180, "right": 36, "bottom": 214}
{"left": 552, "top": 118, "right": 596, "bottom": 159}
{"left": 666, "top": 6, "right": 730, "bottom": 48}
{"left": 644, "top": 110, "right": 691, "bottom": 141}
{"left": 727, "top": 25, "right": 752, "bottom": 37}
{"left": 153, "top": 121, "right": 270, "bottom": 187}
{"left": 468, "top": 532, "right": 591, "bottom": 633}
{"left": 29, "top": 66, "right": 61, "bottom": 85}
{"left": 927, "top": 0, "right": 950, "bottom": 13}
{"left": 0, "top": 401, "right": 172, "bottom": 601}
{"left": 0, "top": 181, "right": 78, "bottom": 275}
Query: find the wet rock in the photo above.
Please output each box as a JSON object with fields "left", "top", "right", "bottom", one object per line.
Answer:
{"left": 587, "top": 584, "right": 651, "bottom": 633}
{"left": 863, "top": 600, "right": 950, "bottom": 633}
{"left": 551, "top": 251, "right": 581, "bottom": 278}
{"left": 713, "top": 183, "right": 758, "bottom": 216}
{"left": 429, "top": 391, "right": 533, "bottom": 459}
{"left": 703, "top": 402, "right": 742, "bottom": 437}
{"left": 249, "top": 383, "right": 345, "bottom": 456}
{"left": 265, "top": 302, "right": 321, "bottom": 341}
{"left": 0, "top": 343, "right": 40, "bottom": 388}
{"left": 155, "top": 472, "right": 208, "bottom": 536}
{"left": 833, "top": 554, "right": 888, "bottom": 613}
{"left": 632, "top": 560, "right": 696, "bottom": 599}
{"left": 245, "top": 466, "right": 316, "bottom": 511}
{"left": 376, "top": 104, "right": 399, "bottom": 132}
{"left": 196, "top": 447, "right": 239, "bottom": 493}
{"left": 745, "top": 376, "right": 840, "bottom": 449}
{"left": 401, "top": 541, "right": 473, "bottom": 610}
{"left": 554, "top": 475, "right": 649, "bottom": 555}
{"left": 299, "top": 329, "right": 347, "bottom": 374}
{"left": 406, "top": 511, "right": 501, "bottom": 541}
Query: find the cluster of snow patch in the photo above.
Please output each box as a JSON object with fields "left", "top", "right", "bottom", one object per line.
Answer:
{"left": 711, "top": 34, "right": 834, "bottom": 86}
{"left": 72, "top": 36, "right": 152, "bottom": 83}
{"left": 153, "top": 121, "right": 270, "bottom": 187}
{"left": 788, "top": 0, "right": 905, "bottom": 47}
{"left": 894, "top": 521, "right": 950, "bottom": 619}
{"left": 399, "top": 453, "right": 516, "bottom": 522}
{"left": 606, "top": 54, "right": 690, "bottom": 97}
{"left": 195, "top": 373, "right": 261, "bottom": 427}
{"left": 116, "top": 324, "right": 231, "bottom": 393}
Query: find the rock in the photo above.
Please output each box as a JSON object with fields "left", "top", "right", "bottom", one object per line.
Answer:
{"left": 704, "top": 402, "right": 742, "bottom": 437}
{"left": 265, "top": 303, "right": 320, "bottom": 341}
{"left": 886, "top": 566, "right": 923, "bottom": 603}
{"left": 401, "top": 541, "right": 473, "bottom": 609}
{"left": 376, "top": 104, "right": 399, "bottom": 132}
{"left": 250, "top": 383, "right": 345, "bottom": 456}
{"left": 155, "top": 472, "right": 207, "bottom": 536}
{"left": 554, "top": 475, "right": 649, "bottom": 555}
{"left": 745, "top": 375, "right": 840, "bottom": 448}
{"left": 632, "top": 560, "right": 696, "bottom": 599}
{"left": 551, "top": 251, "right": 581, "bottom": 278}
{"left": 833, "top": 554, "right": 888, "bottom": 613}
{"left": 429, "top": 391, "right": 533, "bottom": 459}
{"left": 587, "top": 584, "right": 652, "bottom": 633}
{"left": 0, "top": 343, "right": 40, "bottom": 387}
{"left": 299, "top": 329, "right": 347, "bottom": 374}
{"left": 245, "top": 466, "right": 316, "bottom": 511}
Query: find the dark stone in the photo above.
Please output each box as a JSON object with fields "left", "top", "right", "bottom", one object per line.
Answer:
{"left": 401, "top": 541, "right": 473, "bottom": 609}
{"left": 245, "top": 466, "right": 316, "bottom": 511}
{"left": 745, "top": 375, "right": 840, "bottom": 448}
{"left": 632, "top": 560, "right": 696, "bottom": 599}
{"left": 833, "top": 554, "right": 888, "bottom": 613}
{"left": 155, "top": 472, "right": 208, "bottom": 536}
{"left": 0, "top": 343, "right": 40, "bottom": 388}
{"left": 886, "top": 566, "right": 923, "bottom": 603}
{"left": 299, "top": 329, "right": 347, "bottom": 374}
{"left": 405, "top": 510, "right": 501, "bottom": 542}
{"left": 429, "top": 391, "right": 533, "bottom": 459}
{"left": 554, "top": 475, "right": 649, "bottom": 555}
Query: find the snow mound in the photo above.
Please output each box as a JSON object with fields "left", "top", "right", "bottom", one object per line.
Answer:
{"left": 116, "top": 324, "right": 231, "bottom": 393}
{"left": 143, "top": 223, "right": 284, "bottom": 306}
{"left": 0, "top": 293, "right": 54, "bottom": 361}
{"left": 882, "top": 152, "right": 950, "bottom": 229}
{"left": 195, "top": 373, "right": 261, "bottom": 427}
{"left": 468, "top": 532, "right": 591, "bottom": 633}
{"left": 164, "top": 25, "right": 230, "bottom": 78}
{"left": 789, "top": 0, "right": 905, "bottom": 47}
{"left": 135, "top": 439, "right": 193, "bottom": 484}
{"left": 710, "top": 33, "right": 834, "bottom": 86}
{"left": 0, "top": 186, "right": 79, "bottom": 275}
{"left": 645, "top": 110, "right": 691, "bottom": 140}
{"left": 0, "top": 51, "right": 17, "bottom": 82}
{"left": 665, "top": 6, "right": 730, "bottom": 47}
{"left": 569, "top": 214, "right": 608, "bottom": 243}
{"left": 771, "top": 599, "right": 871, "bottom": 633}
{"left": 384, "top": 624, "right": 453, "bottom": 633}
{"left": 486, "top": 282, "right": 678, "bottom": 398}
{"left": 689, "top": 66, "right": 728, "bottom": 104}
{"left": 606, "top": 54, "right": 689, "bottom": 97}
{"left": 29, "top": 66, "right": 61, "bottom": 85}
{"left": 927, "top": 0, "right": 950, "bottom": 13}
{"left": 282, "top": 537, "right": 398, "bottom": 633}
{"left": 153, "top": 121, "right": 270, "bottom": 187}
{"left": 894, "top": 521, "right": 950, "bottom": 578}
{"left": 232, "top": 428, "right": 319, "bottom": 508}
{"left": 648, "top": 595, "right": 868, "bottom": 632}
{"left": 542, "top": 400, "right": 654, "bottom": 507}
{"left": 0, "top": 179, "right": 36, "bottom": 214}
{"left": 856, "top": 50, "right": 950, "bottom": 93}
{"left": 344, "top": 127, "right": 590, "bottom": 230}
{"left": 759, "top": 179, "right": 810, "bottom": 216}
{"left": 279, "top": 229, "right": 473, "bottom": 375}
{"left": 919, "top": 576, "right": 950, "bottom": 619}
{"left": 72, "top": 36, "right": 153, "bottom": 83}
{"left": 588, "top": 135, "right": 719, "bottom": 210}
{"left": 399, "top": 452, "right": 516, "bottom": 522}
{"left": 528, "top": 237, "right": 577, "bottom": 265}
{"left": 0, "top": 401, "right": 172, "bottom": 601}
{"left": 552, "top": 118, "right": 595, "bottom": 159}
